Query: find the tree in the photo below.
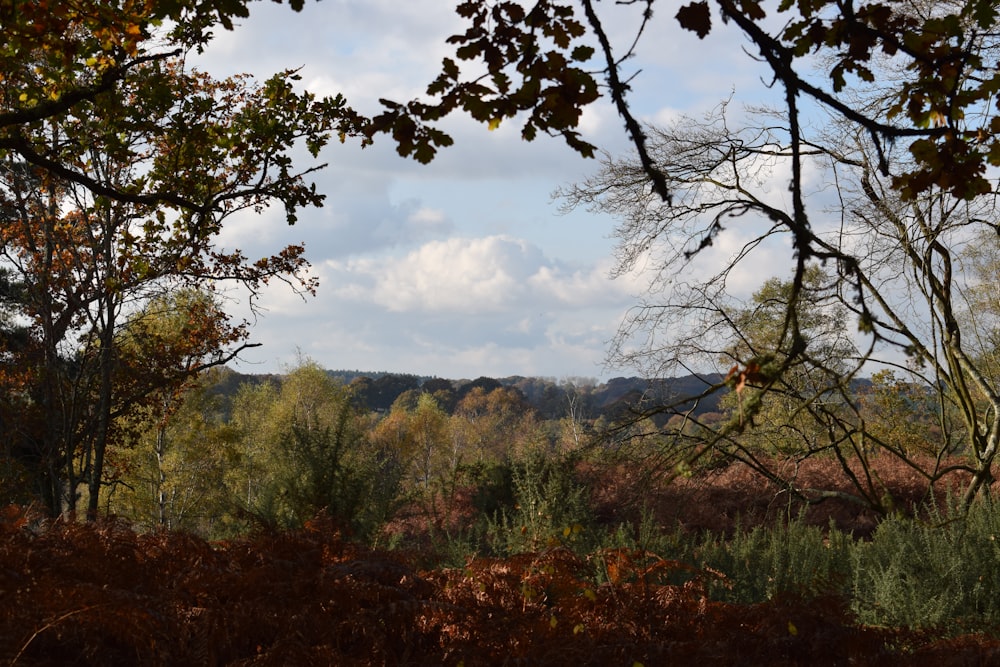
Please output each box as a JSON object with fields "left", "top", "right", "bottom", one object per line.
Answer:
{"left": 226, "top": 379, "right": 281, "bottom": 528}
{"left": 386, "top": 392, "right": 451, "bottom": 490}
{"left": 8, "top": 0, "right": 999, "bottom": 515}
{"left": 715, "top": 269, "right": 857, "bottom": 456}
{"left": 422, "top": 377, "right": 458, "bottom": 413}
{"left": 105, "top": 291, "right": 246, "bottom": 525}
{"left": 108, "top": 367, "right": 238, "bottom": 534}
{"left": 555, "top": 4, "right": 1000, "bottom": 506}
{"left": 857, "top": 370, "right": 950, "bottom": 460}
{"left": 350, "top": 374, "right": 422, "bottom": 412}
{"left": 0, "top": 0, "right": 351, "bottom": 205}
{"left": 368, "top": 0, "right": 1000, "bottom": 210}
{"left": 225, "top": 361, "right": 400, "bottom": 537}
{"left": 9, "top": 2, "right": 997, "bottom": 284}
{"left": 451, "top": 386, "right": 545, "bottom": 464}
{"left": 0, "top": 4, "right": 362, "bottom": 518}
{"left": 379, "top": 0, "right": 1000, "bottom": 411}
{"left": 368, "top": 4, "right": 1000, "bottom": 510}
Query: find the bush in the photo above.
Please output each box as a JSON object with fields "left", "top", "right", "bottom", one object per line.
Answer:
{"left": 852, "top": 497, "right": 1000, "bottom": 632}
{"left": 481, "top": 452, "right": 596, "bottom": 556}
{"left": 594, "top": 494, "right": 1000, "bottom": 636}
{"left": 262, "top": 405, "right": 403, "bottom": 541}
{"left": 599, "top": 511, "right": 855, "bottom": 604}
{"left": 692, "top": 517, "right": 853, "bottom": 604}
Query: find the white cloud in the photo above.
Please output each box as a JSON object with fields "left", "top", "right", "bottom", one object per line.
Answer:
{"left": 189, "top": 0, "right": 806, "bottom": 379}
{"left": 321, "top": 235, "right": 633, "bottom": 316}
{"left": 375, "top": 236, "right": 531, "bottom": 313}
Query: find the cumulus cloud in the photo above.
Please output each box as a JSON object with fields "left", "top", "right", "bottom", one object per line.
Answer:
{"left": 322, "top": 235, "right": 633, "bottom": 315}
{"left": 227, "top": 240, "right": 632, "bottom": 380}
{"left": 191, "top": 0, "right": 790, "bottom": 379}
{"left": 375, "top": 236, "right": 539, "bottom": 313}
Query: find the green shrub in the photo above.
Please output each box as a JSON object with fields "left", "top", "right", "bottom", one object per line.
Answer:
{"left": 690, "top": 517, "right": 852, "bottom": 603}
{"left": 603, "top": 507, "right": 690, "bottom": 559}
{"left": 598, "top": 497, "right": 1000, "bottom": 635}
{"left": 260, "top": 405, "right": 404, "bottom": 541}
{"left": 852, "top": 497, "right": 1000, "bottom": 632}
{"left": 467, "top": 460, "right": 516, "bottom": 518}
{"left": 482, "top": 451, "right": 595, "bottom": 556}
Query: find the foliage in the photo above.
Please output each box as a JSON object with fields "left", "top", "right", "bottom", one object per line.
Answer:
{"left": 371, "top": 392, "right": 451, "bottom": 492}
{"left": 107, "top": 368, "right": 238, "bottom": 534}
{"left": 692, "top": 518, "right": 854, "bottom": 605}
{"left": 857, "top": 370, "right": 954, "bottom": 459}
{"left": 222, "top": 378, "right": 281, "bottom": 533}
{"left": 364, "top": 1, "right": 601, "bottom": 164}
{"left": 700, "top": 0, "right": 1000, "bottom": 202}
{"left": 8, "top": 440, "right": 1000, "bottom": 662}
{"left": 8, "top": 0, "right": 1000, "bottom": 529}
{"left": 222, "top": 360, "right": 402, "bottom": 539}
{"left": 0, "top": 0, "right": 363, "bottom": 519}
{"left": 347, "top": 374, "right": 421, "bottom": 412}
{"left": 360, "top": 0, "right": 1000, "bottom": 213}
{"left": 106, "top": 360, "right": 404, "bottom": 541}
{"left": 274, "top": 409, "right": 403, "bottom": 540}
{"left": 19, "top": 0, "right": 997, "bottom": 207}
{"left": 481, "top": 451, "right": 595, "bottom": 556}
{"left": 852, "top": 497, "right": 1000, "bottom": 633}
{"left": 451, "top": 384, "right": 545, "bottom": 463}
{"left": 716, "top": 268, "right": 857, "bottom": 457}
{"left": 9, "top": 504, "right": 1000, "bottom": 665}
{"left": 556, "top": 0, "right": 1000, "bottom": 509}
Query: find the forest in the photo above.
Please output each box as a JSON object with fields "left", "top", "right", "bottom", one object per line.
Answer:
{"left": 7, "top": 0, "right": 1000, "bottom": 663}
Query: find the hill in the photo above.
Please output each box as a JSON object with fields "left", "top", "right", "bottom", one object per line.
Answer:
{"left": 204, "top": 367, "right": 728, "bottom": 422}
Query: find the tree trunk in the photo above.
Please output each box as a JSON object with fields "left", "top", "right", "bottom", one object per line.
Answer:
{"left": 155, "top": 422, "right": 168, "bottom": 527}
{"left": 86, "top": 293, "right": 116, "bottom": 521}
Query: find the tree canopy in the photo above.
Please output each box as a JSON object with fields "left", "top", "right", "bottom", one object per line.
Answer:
{"left": 5, "top": 0, "right": 1000, "bottom": 515}
{"left": 0, "top": 0, "right": 365, "bottom": 516}
{"left": 553, "top": 0, "right": 1000, "bottom": 506}
{"left": 370, "top": 1, "right": 1000, "bottom": 205}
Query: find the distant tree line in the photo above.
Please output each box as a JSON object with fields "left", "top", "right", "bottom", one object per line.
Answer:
{"left": 207, "top": 368, "right": 728, "bottom": 423}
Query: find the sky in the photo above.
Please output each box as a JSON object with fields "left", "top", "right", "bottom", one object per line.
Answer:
{"left": 189, "top": 0, "right": 786, "bottom": 381}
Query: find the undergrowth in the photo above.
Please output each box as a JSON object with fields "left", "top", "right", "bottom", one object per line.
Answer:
{"left": 6, "top": 454, "right": 1000, "bottom": 665}
{"left": 5, "top": 502, "right": 1000, "bottom": 665}
{"left": 851, "top": 496, "right": 1000, "bottom": 633}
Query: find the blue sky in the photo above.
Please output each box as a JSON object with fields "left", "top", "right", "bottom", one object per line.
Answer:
{"left": 191, "top": 0, "right": 785, "bottom": 380}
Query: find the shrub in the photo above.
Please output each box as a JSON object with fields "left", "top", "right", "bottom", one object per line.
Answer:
{"left": 261, "top": 406, "right": 404, "bottom": 541}
{"left": 698, "top": 517, "right": 852, "bottom": 603}
{"left": 482, "top": 452, "right": 596, "bottom": 556}
{"left": 852, "top": 497, "right": 1000, "bottom": 632}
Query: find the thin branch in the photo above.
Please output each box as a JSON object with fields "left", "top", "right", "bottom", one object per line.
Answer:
{"left": 580, "top": 0, "right": 671, "bottom": 203}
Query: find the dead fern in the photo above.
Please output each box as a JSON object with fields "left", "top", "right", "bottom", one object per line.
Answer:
{"left": 2, "top": 504, "right": 999, "bottom": 666}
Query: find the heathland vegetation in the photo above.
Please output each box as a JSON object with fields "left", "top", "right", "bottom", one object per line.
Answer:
{"left": 7, "top": 0, "right": 1000, "bottom": 663}
{"left": 6, "top": 360, "right": 1000, "bottom": 664}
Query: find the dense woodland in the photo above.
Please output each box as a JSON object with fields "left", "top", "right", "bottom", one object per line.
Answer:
{"left": 66, "top": 360, "right": 944, "bottom": 543}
